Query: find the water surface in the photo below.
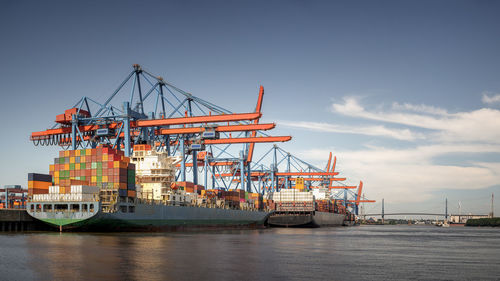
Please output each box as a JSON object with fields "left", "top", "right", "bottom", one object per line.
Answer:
{"left": 1, "top": 225, "right": 499, "bottom": 280}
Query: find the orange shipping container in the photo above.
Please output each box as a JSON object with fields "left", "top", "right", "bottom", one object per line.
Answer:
{"left": 28, "top": 181, "right": 51, "bottom": 189}
{"left": 28, "top": 188, "right": 50, "bottom": 195}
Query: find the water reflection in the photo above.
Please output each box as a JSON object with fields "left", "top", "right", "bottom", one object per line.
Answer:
{"left": 5, "top": 226, "right": 499, "bottom": 281}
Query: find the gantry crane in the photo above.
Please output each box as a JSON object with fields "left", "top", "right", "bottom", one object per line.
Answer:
{"left": 29, "top": 64, "right": 375, "bottom": 214}
{"left": 30, "top": 65, "right": 290, "bottom": 191}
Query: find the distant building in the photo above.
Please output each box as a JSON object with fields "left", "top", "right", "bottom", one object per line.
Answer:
{"left": 449, "top": 214, "right": 490, "bottom": 224}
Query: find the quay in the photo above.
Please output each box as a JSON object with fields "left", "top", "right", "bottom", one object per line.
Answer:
{"left": 0, "top": 209, "right": 49, "bottom": 232}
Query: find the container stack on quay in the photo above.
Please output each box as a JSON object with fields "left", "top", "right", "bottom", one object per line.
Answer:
{"left": 0, "top": 185, "right": 28, "bottom": 209}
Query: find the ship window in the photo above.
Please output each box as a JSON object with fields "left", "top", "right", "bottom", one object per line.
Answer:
{"left": 43, "top": 204, "right": 53, "bottom": 212}
{"left": 71, "top": 204, "right": 80, "bottom": 212}
{"left": 82, "top": 204, "right": 88, "bottom": 212}
{"left": 128, "top": 206, "right": 135, "bottom": 213}
{"left": 30, "top": 204, "right": 34, "bottom": 212}
{"left": 55, "top": 204, "right": 68, "bottom": 211}
{"left": 120, "top": 206, "right": 127, "bottom": 213}
{"left": 89, "top": 204, "right": 94, "bottom": 212}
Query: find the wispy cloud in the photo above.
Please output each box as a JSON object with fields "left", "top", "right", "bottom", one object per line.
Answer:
{"left": 330, "top": 96, "right": 500, "bottom": 144}
{"left": 482, "top": 91, "right": 500, "bottom": 104}
{"left": 282, "top": 95, "right": 500, "bottom": 204}
{"left": 391, "top": 102, "right": 449, "bottom": 116}
{"left": 278, "top": 120, "right": 424, "bottom": 141}
{"left": 297, "top": 144, "right": 500, "bottom": 203}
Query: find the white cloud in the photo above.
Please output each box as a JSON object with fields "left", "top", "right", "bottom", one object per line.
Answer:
{"left": 297, "top": 145, "right": 500, "bottom": 204}
{"left": 391, "top": 102, "right": 449, "bottom": 116}
{"left": 278, "top": 120, "right": 424, "bottom": 141}
{"left": 281, "top": 96, "right": 500, "bottom": 206}
{"left": 482, "top": 92, "right": 500, "bottom": 104}
{"left": 330, "top": 96, "right": 500, "bottom": 144}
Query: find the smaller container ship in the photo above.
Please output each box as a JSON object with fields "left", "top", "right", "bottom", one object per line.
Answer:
{"left": 26, "top": 146, "right": 273, "bottom": 231}
{"left": 266, "top": 188, "right": 348, "bottom": 227}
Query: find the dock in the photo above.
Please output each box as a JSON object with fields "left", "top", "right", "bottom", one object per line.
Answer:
{"left": 0, "top": 209, "right": 49, "bottom": 231}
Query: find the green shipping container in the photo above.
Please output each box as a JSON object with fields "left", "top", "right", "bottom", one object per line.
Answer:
{"left": 97, "top": 176, "right": 102, "bottom": 183}
{"left": 91, "top": 162, "right": 97, "bottom": 169}
{"left": 80, "top": 163, "right": 86, "bottom": 169}
{"left": 80, "top": 149, "right": 86, "bottom": 156}
{"left": 97, "top": 170, "right": 102, "bottom": 176}
{"left": 97, "top": 162, "right": 102, "bottom": 169}
{"left": 69, "top": 163, "right": 75, "bottom": 170}
{"left": 59, "top": 158, "right": 65, "bottom": 164}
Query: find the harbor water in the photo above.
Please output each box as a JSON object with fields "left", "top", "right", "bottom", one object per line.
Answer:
{"left": 1, "top": 225, "right": 500, "bottom": 280}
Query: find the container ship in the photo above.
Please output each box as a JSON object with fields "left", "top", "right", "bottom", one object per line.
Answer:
{"left": 266, "top": 188, "right": 349, "bottom": 227}
{"left": 26, "top": 145, "right": 272, "bottom": 231}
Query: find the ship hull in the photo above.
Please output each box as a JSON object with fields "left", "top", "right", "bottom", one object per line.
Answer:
{"left": 27, "top": 202, "right": 271, "bottom": 232}
{"left": 268, "top": 211, "right": 345, "bottom": 228}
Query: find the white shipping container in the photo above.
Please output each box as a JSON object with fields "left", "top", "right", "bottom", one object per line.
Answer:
{"left": 49, "top": 185, "right": 60, "bottom": 194}
{"left": 71, "top": 185, "right": 99, "bottom": 194}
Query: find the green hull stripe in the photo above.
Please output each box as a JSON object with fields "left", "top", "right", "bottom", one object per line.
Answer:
{"left": 41, "top": 218, "right": 87, "bottom": 227}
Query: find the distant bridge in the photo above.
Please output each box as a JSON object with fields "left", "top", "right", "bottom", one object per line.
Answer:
{"left": 364, "top": 213, "right": 445, "bottom": 217}
{"left": 363, "top": 198, "right": 450, "bottom": 218}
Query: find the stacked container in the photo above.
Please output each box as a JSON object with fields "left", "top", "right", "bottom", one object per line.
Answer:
{"left": 33, "top": 185, "right": 99, "bottom": 202}
{"left": 270, "top": 189, "right": 315, "bottom": 212}
{"left": 48, "top": 145, "right": 136, "bottom": 201}
{"left": 28, "top": 173, "right": 52, "bottom": 196}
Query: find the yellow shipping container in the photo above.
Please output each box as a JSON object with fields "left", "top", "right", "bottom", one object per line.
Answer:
{"left": 28, "top": 181, "right": 33, "bottom": 188}
{"left": 114, "top": 182, "right": 120, "bottom": 188}
{"left": 49, "top": 164, "right": 55, "bottom": 172}
{"left": 54, "top": 178, "right": 59, "bottom": 184}
{"left": 113, "top": 161, "right": 119, "bottom": 168}
{"left": 76, "top": 163, "right": 80, "bottom": 170}
{"left": 103, "top": 176, "right": 108, "bottom": 182}
{"left": 75, "top": 150, "right": 80, "bottom": 156}
{"left": 55, "top": 171, "right": 60, "bottom": 178}
{"left": 64, "top": 163, "right": 69, "bottom": 170}
{"left": 70, "top": 157, "right": 75, "bottom": 163}
{"left": 103, "top": 154, "right": 108, "bottom": 161}
{"left": 81, "top": 156, "right": 86, "bottom": 162}
{"left": 91, "top": 176, "right": 97, "bottom": 183}
{"left": 86, "top": 148, "right": 92, "bottom": 155}
{"left": 64, "top": 150, "right": 70, "bottom": 157}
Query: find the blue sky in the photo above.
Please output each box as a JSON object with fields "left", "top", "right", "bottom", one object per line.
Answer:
{"left": 1, "top": 0, "right": 499, "bottom": 215}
